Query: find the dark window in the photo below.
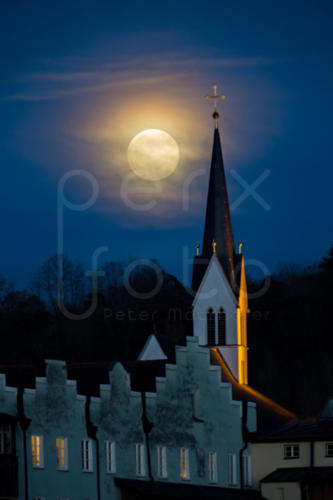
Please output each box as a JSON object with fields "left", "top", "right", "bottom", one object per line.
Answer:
{"left": 218, "top": 308, "right": 226, "bottom": 344}
{"left": 0, "top": 424, "right": 12, "bottom": 454}
{"left": 283, "top": 444, "right": 299, "bottom": 459}
{"left": 207, "top": 309, "right": 216, "bottom": 345}
{"left": 326, "top": 443, "right": 333, "bottom": 457}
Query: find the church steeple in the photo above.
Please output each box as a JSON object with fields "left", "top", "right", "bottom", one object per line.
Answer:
{"left": 191, "top": 92, "right": 235, "bottom": 291}
{"left": 201, "top": 123, "right": 235, "bottom": 284}
{"left": 192, "top": 88, "right": 249, "bottom": 384}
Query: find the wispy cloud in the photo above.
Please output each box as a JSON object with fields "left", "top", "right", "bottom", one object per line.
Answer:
{"left": 5, "top": 54, "right": 281, "bottom": 102}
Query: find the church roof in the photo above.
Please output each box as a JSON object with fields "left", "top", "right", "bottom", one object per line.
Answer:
{"left": 192, "top": 125, "right": 236, "bottom": 291}
{"left": 210, "top": 348, "right": 297, "bottom": 430}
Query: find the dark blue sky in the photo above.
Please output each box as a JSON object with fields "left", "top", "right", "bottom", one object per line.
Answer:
{"left": 0, "top": 0, "right": 332, "bottom": 288}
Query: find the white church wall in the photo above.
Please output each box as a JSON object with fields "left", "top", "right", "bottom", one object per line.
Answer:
{"left": 218, "top": 346, "right": 239, "bottom": 381}
{"left": 193, "top": 255, "right": 237, "bottom": 346}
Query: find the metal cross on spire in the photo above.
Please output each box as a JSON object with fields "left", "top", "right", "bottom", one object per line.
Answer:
{"left": 205, "top": 85, "right": 226, "bottom": 128}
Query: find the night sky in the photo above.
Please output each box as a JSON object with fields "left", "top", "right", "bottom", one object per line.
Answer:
{"left": 1, "top": 0, "right": 332, "bottom": 288}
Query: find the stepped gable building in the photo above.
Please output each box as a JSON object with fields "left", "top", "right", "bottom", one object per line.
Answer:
{"left": 0, "top": 99, "right": 300, "bottom": 500}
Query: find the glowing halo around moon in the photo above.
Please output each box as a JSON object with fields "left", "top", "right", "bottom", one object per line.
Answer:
{"left": 127, "top": 129, "right": 180, "bottom": 181}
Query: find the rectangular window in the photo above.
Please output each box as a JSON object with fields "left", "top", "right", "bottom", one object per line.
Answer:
{"left": 135, "top": 443, "right": 145, "bottom": 476}
{"left": 81, "top": 439, "right": 93, "bottom": 472}
{"left": 228, "top": 453, "right": 237, "bottom": 485}
{"left": 0, "top": 424, "right": 12, "bottom": 454}
{"left": 208, "top": 451, "right": 217, "bottom": 482}
{"left": 156, "top": 446, "right": 167, "bottom": 478}
{"left": 242, "top": 455, "right": 252, "bottom": 486}
{"left": 105, "top": 441, "right": 116, "bottom": 473}
{"left": 31, "top": 435, "right": 44, "bottom": 468}
{"left": 283, "top": 444, "right": 299, "bottom": 459}
{"left": 56, "top": 438, "right": 68, "bottom": 470}
{"left": 33, "top": 497, "right": 45, "bottom": 500}
{"left": 326, "top": 443, "right": 333, "bottom": 457}
{"left": 179, "top": 448, "right": 190, "bottom": 480}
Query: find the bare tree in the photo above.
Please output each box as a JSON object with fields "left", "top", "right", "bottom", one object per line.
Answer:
{"left": 0, "top": 274, "right": 14, "bottom": 303}
{"left": 31, "top": 255, "right": 86, "bottom": 313}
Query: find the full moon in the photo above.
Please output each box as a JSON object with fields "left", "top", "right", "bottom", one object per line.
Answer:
{"left": 127, "top": 129, "right": 179, "bottom": 181}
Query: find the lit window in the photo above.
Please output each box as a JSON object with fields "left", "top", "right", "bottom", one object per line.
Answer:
{"left": 228, "top": 453, "right": 237, "bottom": 485}
{"left": 56, "top": 438, "right": 68, "bottom": 470}
{"left": 208, "top": 451, "right": 217, "bottom": 482}
{"left": 105, "top": 441, "right": 116, "bottom": 473}
{"left": 135, "top": 443, "right": 145, "bottom": 476}
{"left": 156, "top": 446, "right": 167, "bottom": 478}
{"left": 326, "top": 443, "right": 333, "bottom": 457}
{"left": 81, "top": 439, "right": 93, "bottom": 472}
{"left": 242, "top": 455, "right": 252, "bottom": 486}
{"left": 284, "top": 444, "right": 299, "bottom": 459}
{"left": 0, "top": 424, "right": 12, "bottom": 454}
{"left": 31, "top": 435, "right": 44, "bottom": 468}
{"left": 179, "top": 448, "right": 190, "bottom": 480}
{"left": 207, "top": 309, "right": 216, "bottom": 345}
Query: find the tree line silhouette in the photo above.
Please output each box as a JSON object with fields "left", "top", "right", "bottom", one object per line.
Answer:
{"left": 0, "top": 248, "right": 332, "bottom": 418}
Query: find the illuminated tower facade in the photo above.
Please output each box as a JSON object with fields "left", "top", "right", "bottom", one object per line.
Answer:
{"left": 192, "top": 96, "right": 249, "bottom": 384}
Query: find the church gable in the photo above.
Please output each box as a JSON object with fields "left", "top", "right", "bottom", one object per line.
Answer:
{"left": 193, "top": 255, "right": 238, "bottom": 347}
{"left": 193, "top": 254, "right": 237, "bottom": 309}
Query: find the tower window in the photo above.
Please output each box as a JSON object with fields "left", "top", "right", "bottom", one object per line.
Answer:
{"left": 207, "top": 308, "right": 216, "bottom": 345}
{"left": 218, "top": 308, "right": 226, "bottom": 344}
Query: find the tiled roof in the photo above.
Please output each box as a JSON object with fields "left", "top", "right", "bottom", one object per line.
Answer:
{"left": 249, "top": 419, "right": 333, "bottom": 442}
{"left": 115, "top": 478, "right": 267, "bottom": 499}
{"left": 261, "top": 467, "right": 333, "bottom": 483}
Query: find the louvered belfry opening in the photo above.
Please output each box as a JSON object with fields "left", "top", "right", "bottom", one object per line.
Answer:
{"left": 218, "top": 308, "right": 226, "bottom": 345}
{"left": 207, "top": 308, "right": 216, "bottom": 345}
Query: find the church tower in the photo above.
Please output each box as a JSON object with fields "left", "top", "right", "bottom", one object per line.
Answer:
{"left": 192, "top": 88, "right": 249, "bottom": 384}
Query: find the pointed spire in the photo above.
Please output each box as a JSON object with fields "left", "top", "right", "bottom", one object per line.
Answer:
{"left": 201, "top": 124, "right": 235, "bottom": 284}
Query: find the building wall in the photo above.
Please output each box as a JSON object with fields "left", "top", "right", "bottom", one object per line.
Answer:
{"left": 314, "top": 441, "right": 333, "bottom": 466}
{"left": 253, "top": 440, "right": 333, "bottom": 500}
{"left": 252, "top": 442, "right": 310, "bottom": 489}
{"left": 23, "top": 360, "right": 97, "bottom": 500}
{"left": 261, "top": 482, "right": 301, "bottom": 500}
{"left": 0, "top": 337, "right": 257, "bottom": 499}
